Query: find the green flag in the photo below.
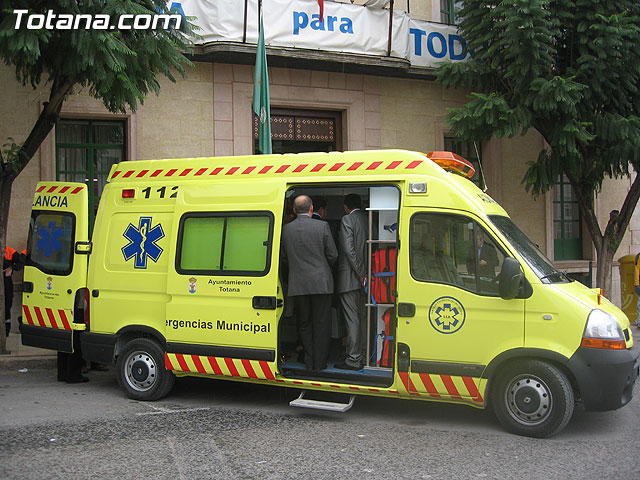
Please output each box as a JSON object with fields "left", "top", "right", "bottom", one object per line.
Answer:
{"left": 253, "top": 10, "right": 272, "bottom": 154}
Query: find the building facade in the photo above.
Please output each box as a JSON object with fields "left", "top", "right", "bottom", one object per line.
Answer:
{"left": 1, "top": 0, "right": 638, "bottom": 306}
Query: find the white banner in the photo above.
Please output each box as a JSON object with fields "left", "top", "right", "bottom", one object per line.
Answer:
{"left": 170, "top": 0, "right": 469, "bottom": 68}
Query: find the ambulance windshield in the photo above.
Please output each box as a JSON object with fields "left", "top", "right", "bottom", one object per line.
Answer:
{"left": 490, "top": 215, "right": 569, "bottom": 284}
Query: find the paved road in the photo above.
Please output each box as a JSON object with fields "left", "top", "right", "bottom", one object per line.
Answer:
{"left": 1, "top": 362, "right": 639, "bottom": 480}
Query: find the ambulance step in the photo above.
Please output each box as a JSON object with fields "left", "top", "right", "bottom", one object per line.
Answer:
{"left": 289, "top": 391, "right": 355, "bottom": 412}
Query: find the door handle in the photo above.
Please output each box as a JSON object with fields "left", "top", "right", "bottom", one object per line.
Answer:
{"left": 398, "top": 302, "right": 415, "bottom": 317}
{"left": 252, "top": 296, "right": 277, "bottom": 310}
{"left": 22, "top": 281, "right": 34, "bottom": 293}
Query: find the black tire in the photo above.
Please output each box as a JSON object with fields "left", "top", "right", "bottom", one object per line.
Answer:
{"left": 116, "top": 338, "right": 175, "bottom": 401}
{"left": 491, "top": 359, "right": 574, "bottom": 438}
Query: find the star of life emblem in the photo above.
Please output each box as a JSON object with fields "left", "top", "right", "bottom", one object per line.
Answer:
{"left": 428, "top": 296, "right": 466, "bottom": 334}
{"left": 122, "top": 217, "right": 165, "bottom": 269}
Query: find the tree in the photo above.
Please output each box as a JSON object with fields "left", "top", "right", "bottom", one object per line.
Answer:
{"left": 0, "top": 0, "right": 195, "bottom": 353}
{"left": 435, "top": 0, "right": 640, "bottom": 298}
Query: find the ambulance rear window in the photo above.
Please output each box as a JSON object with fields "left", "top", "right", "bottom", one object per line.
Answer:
{"left": 27, "top": 211, "right": 75, "bottom": 276}
{"left": 177, "top": 212, "right": 273, "bottom": 276}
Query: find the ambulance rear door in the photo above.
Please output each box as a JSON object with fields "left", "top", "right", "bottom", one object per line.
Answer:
{"left": 20, "top": 182, "right": 90, "bottom": 352}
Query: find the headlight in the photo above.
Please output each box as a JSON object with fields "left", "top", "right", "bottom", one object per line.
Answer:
{"left": 581, "top": 309, "right": 625, "bottom": 350}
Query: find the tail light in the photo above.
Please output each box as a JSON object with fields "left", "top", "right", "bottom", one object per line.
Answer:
{"left": 73, "top": 288, "right": 90, "bottom": 327}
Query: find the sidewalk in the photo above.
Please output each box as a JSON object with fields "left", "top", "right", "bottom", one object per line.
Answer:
{"left": 0, "top": 292, "right": 56, "bottom": 371}
{"left": 0, "top": 331, "right": 56, "bottom": 371}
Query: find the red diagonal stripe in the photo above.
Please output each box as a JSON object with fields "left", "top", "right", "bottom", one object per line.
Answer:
{"left": 207, "top": 357, "right": 223, "bottom": 375}
{"left": 225, "top": 358, "right": 240, "bottom": 377}
{"left": 71, "top": 187, "right": 83, "bottom": 194}
{"left": 192, "top": 355, "right": 206, "bottom": 374}
{"left": 180, "top": 169, "right": 192, "bottom": 176}
{"left": 241, "top": 359, "right": 258, "bottom": 379}
{"left": 47, "top": 186, "right": 57, "bottom": 193}
{"left": 34, "top": 307, "right": 46, "bottom": 327}
{"left": 112, "top": 171, "right": 121, "bottom": 178}
{"left": 165, "top": 354, "right": 175, "bottom": 370}
{"left": 226, "top": 167, "right": 239, "bottom": 175}
{"left": 293, "top": 164, "right": 308, "bottom": 173}
{"left": 59, "top": 186, "right": 70, "bottom": 194}
{"left": 123, "top": 170, "right": 135, "bottom": 178}
{"left": 58, "top": 310, "right": 71, "bottom": 330}
{"left": 242, "top": 166, "right": 256, "bottom": 175}
{"left": 259, "top": 166, "right": 273, "bottom": 174}
{"left": 441, "top": 375, "right": 462, "bottom": 399}
{"left": 406, "top": 160, "right": 423, "bottom": 169}
{"left": 210, "top": 167, "right": 223, "bottom": 175}
{"left": 398, "top": 372, "right": 417, "bottom": 393}
{"left": 45, "top": 308, "right": 58, "bottom": 329}
{"left": 386, "top": 161, "right": 402, "bottom": 170}
{"left": 311, "top": 163, "right": 326, "bottom": 172}
{"left": 175, "top": 353, "right": 190, "bottom": 372}
{"left": 276, "top": 165, "right": 290, "bottom": 174}
{"left": 367, "top": 161, "right": 383, "bottom": 170}
{"left": 151, "top": 170, "right": 163, "bottom": 177}
{"left": 348, "top": 162, "right": 364, "bottom": 171}
{"left": 259, "top": 361, "right": 275, "bottom": 380}
{"left": 36, "top": 186, "right": 46, "bottom": 193}
{"left": 462, "top": 376, "right": 484, "bottom": 403}
{"left": 165, "top": 169, "right": 178, "bottom": 177}
{"left": 418, "top": 373, "right": 441, "bottom": 397}
{"left": 195, "top": 168, "right": 207, "bottom": 176}
{"left": 22, "top": 305, "right": 34, "bottom": 325}
{"left": 136, "top": 170, "right": 149, "bottom": 178}
{"left": 329, "top": 163, "right": 345, "bottom": 171}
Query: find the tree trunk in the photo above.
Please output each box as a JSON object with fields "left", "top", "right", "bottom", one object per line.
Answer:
{"left": 0, "top": 176, "right": 13, "bottom": 354}
{"left": 569, "top": 171, "right": 640, "bottom": 300}
{"left": 595, "top": 240, "right": 616, "bottom": 297}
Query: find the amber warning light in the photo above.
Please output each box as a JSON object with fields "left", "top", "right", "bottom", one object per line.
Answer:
{"left": 427, "top": 151, "right": 475, "bottom": 179}
{"left": 122, "top": 189, "right": 135, "bottom": 198}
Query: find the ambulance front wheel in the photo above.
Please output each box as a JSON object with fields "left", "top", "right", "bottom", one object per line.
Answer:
{"left": 491, "top": 359, "right": 574, "bottom": 438}
{"left": 116, "top": 338, "right": 175, "bottom": 401}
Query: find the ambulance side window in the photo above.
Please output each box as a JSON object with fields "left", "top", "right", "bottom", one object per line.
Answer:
{"left": 27, "top": 211, "right": 75, "bottom": 276}
{"left": 176, "top": 212, "right": 273, "bottom": 276}
{"left": 410, "top": 213, "right": 505, "bottom": 295}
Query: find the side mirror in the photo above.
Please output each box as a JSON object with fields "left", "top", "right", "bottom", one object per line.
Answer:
{"left": 499, "top": 257, "right": 523, "bottom": 300}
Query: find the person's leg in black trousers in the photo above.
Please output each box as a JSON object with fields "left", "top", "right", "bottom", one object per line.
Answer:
{"left": 294, "top": 295, "right": 313, "bottom": 370}
{"left": 310, "top": 294, "right": 332, "bottom": 370}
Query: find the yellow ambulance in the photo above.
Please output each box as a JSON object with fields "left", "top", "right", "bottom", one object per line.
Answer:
{"left": 20, "top": 149, "right": 639, "bottom": 438}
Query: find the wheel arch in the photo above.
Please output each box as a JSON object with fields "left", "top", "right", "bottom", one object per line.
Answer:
{"left": 483, "top": 348, "right": 578, "bottom": 407}
{"left": 114, "top": 325, "right": 167, "bottom": 360}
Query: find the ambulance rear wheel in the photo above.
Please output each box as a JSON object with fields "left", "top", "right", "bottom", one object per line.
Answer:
{"left": 117, "top": 338, "right": 175, "bottom": 401}
{"left": 491, "top": 359, "right": 574, "bottom": 438}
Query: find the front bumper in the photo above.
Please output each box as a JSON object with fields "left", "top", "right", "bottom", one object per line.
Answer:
{"left": 567, "top": 344, "right": 639, "bottom": 411}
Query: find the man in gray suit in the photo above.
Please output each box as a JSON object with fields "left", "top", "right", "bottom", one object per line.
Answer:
{"left": 281, "top": 195, "right": 338, "bottom": 371}
{"left": 335, "top": 194, "right": 369, "bottom": 370}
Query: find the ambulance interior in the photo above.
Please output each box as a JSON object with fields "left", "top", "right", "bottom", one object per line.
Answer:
{"left": 278, "top": 185, "right": 399, "bottom": 387}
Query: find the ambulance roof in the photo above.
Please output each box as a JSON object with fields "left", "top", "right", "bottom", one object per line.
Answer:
{"left": 107, "top": 149, "right": 508, "bottom": 217}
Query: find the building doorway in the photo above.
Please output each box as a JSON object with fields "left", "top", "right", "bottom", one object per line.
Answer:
{"left": 254, "top": 108, "right": 342, "bottom": 154}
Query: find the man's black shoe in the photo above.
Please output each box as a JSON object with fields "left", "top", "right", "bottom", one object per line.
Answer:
{"left": 66, "top": 375, "right": 89, "bottom": 384}
{"left": 334, "top": 362, "right": 361, "bottom": 371}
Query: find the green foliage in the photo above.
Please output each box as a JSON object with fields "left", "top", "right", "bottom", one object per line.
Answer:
{"left": 436, "top": 0, "right": 640, "bottom": 200}
{"left": 1, "top": 138, "right": 28, "bottom": 174}
{"left": 0, "top": 0, "right": 197, "bottom": 113}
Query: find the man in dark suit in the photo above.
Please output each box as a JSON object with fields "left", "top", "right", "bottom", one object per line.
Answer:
{"left": 335, "top": 194, "right": 369, "bottom": 370}
{"left": 467, "top": 229, "right": 499, "bottom": 278}
{"left": 281, "top": 195, "right": 338, "bottom": 371}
